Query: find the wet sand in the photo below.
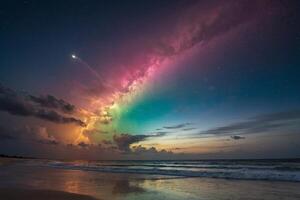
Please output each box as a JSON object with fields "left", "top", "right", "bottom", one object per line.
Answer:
{"left": 0, "top": 188, "right": 98, "bottom": 200}
{"left": 0, "top": 158, "right": 300, "bottom": 200}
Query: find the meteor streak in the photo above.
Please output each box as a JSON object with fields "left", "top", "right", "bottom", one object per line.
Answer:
{"left": 71, "top": 54, "right": 115, "bottom": 90}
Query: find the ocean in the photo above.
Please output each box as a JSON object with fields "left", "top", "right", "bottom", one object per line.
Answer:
{"left": 40, "top": 159, "right": 300, "bottom": 182}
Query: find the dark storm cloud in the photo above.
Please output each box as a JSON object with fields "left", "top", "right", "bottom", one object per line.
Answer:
{"left": 0, "top": 84, "right": 86, "bottom": 127}
{"left": 113, "top": 134, "right": 148, "bottom": 152}
{"left": 77, "top": 142, "right": 90, "bottom": 148}
{"left": 199, "top": 110, "right": 300, "bottom": 137}
{"left": 35, "top": 109, "right": 86, "bottom": 127}
{"left": 29, "top": 95, "right": 75, "bottom": 114}
{"left": 230, "top": 135, "right": 245, "bottom": 140}
{"left": 0, "top": 125, "right": 59, "bottom": 146}
{"left": 113, "top": 133, "right": 166, "bottom": 152}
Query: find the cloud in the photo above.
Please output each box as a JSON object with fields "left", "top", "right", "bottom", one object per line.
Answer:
{"left": 31, "top": 126, "right": 60, "bottom": 145}
{"left": 77, "top": 142, "right": 90, "bottom": 148}
{"left": 29, "top": 95, "right": 75, "bottom": 114}
{"left": 163, "top": 123, "right": 192, "bottom": 129}
{"left": 182, "top": 127, "right": 197, "bottom": 131}
{"left": 253, "top": 110, "right": 300, "bottom": 122}
{"left": 230, "top": 135, "right": 245, "bottom": 140}
{"left": 150, "top": 131, "right": 168, "bottom": 136}
{"left": 0, "top": 125, "right": 59, "bottom": 146}
{"left": 101, "top": 139, "right": 113, "bottom": 145}
{"left": 153, "top": 132, "right": 167, "bottom": 137}
{"left": 113, "top": 133, "right": 167, "bottom": 152}
{"left": 37, "top": 139, "right": 59, "bottom": 145}
{"left": 113, "top": 134, "right": 148, "bottom": 152}
{"left": 131, "top": 145, "right": 172, "bottom": 155}
{"left": 199, "top": 110, "right": 300, "bottom": 137}
{"left": 0, "top": 84, "right": 86, "bottom": 127}
{"left": 35, "top": 109, "right": 86, "bottom": 127}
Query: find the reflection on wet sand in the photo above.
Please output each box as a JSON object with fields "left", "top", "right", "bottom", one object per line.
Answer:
{"left": 112, "top": 180, "right": 145, "bottom": 194}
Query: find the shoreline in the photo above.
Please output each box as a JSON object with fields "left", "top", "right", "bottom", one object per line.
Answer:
{"left": 1, "top": 159, "right": 300, "bottom": 200}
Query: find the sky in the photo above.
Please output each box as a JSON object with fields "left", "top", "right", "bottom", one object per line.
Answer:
{"left": 0, "top": 0, "right": 300, "bottom": 160}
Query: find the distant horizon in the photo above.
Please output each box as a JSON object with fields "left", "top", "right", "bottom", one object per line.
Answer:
{"left": 1, "top": 154, "right": 300, "bottom": 162}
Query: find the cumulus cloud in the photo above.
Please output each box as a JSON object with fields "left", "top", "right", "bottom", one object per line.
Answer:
{"left": 131, "top": 145, "right": 172, "bottom": 157}
{"left": 0, "top": 84, "right": 86, "bottom": 127}
{"left": 113, "top": 134, "right": 148, "bottom": 152}
{"left": 30, "top": 126, "right": 60, "bottom": 145}
{"left": 113, "top": 133, "right": 167, "bottom": 152}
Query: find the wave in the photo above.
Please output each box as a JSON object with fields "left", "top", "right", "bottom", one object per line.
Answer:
{"left": 41, "top": 160, "right": 300, "bottom": 182}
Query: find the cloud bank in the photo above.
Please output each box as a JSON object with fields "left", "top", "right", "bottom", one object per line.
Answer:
{"left": 112, "top": 133, "right": 167, "bottom": 153}
{"left": 0, "top": 84, "right": 86, "bottom": 127}
{"left": 199, "top": 110, "right": 300, "bottom": 137}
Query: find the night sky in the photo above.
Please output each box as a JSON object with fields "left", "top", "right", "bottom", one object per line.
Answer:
{"left": 0, "top": 0, "right": 300, "bottom": 159}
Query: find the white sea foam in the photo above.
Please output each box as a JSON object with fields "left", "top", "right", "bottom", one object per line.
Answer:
{"left": 38, "top": 159, "right": 300, "bottom": 182}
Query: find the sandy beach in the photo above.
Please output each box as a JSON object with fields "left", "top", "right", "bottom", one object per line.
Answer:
{"left": 1, "top": 158, "right": 300, "bottom": 200}
{"left": 0, "top": 188, "right": 98, "bottom": 200}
